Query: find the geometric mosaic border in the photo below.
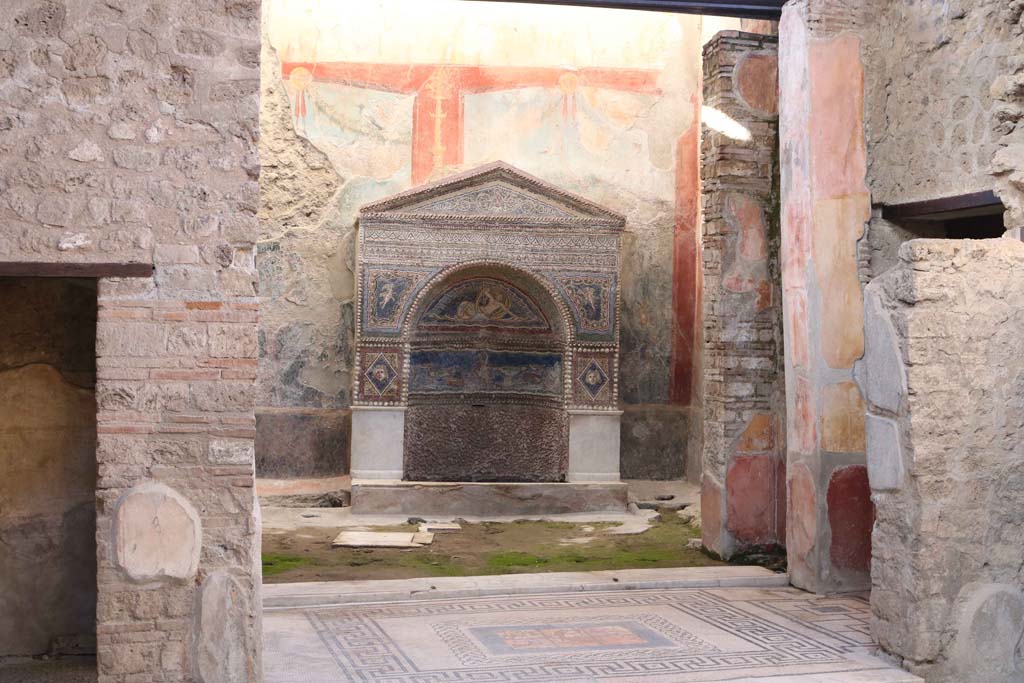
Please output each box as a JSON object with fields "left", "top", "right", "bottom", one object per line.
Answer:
{"left": 298, "top": 589, "right": 880, "bottom": 682}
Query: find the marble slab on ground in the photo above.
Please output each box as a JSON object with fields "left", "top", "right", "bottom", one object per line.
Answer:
{"left": 257, "top": 476, "right": 351, "bottom": 496}
{"left": 419, "top": 522, "right": 461, "bottom": 533}
{"left": 330, "top": 531, "right": 434, "bottom": 548}
{"left": 624, "top": 479, "right": 700, "bottom": 511}
{"left": 262, "top": 506, "right": 658, "bottom": 534}
{"left": 263, "top": 585, "right": 923, "bottom": 682}
{"left": 262, "top": 566, "right": 789, "bottom": 609}
{"left": 257, "top": 476, "right": 352, "bottom": 508}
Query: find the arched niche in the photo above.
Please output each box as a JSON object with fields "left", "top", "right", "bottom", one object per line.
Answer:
{"left": 402, "top": 263, "right": 570, "bottom": 482}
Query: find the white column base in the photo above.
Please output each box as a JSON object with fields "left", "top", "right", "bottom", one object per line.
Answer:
{"left": 350, "top": 406, "right": 406, "bottom": 480}
{"left": 567, "top": 409, "right": 622, "bottom": 482}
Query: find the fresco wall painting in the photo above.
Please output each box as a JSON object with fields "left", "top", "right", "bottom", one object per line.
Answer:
{"left": 260, "top": 1, "right": 741, "bottom": 480}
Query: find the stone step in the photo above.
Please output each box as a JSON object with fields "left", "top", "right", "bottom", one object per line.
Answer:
{"left": 262, "top": 565, "right": 789, "bottom": 609}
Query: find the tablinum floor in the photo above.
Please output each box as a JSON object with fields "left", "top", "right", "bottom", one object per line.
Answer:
{"left": 263, "top": 585, "right": 921, "bottom": 683}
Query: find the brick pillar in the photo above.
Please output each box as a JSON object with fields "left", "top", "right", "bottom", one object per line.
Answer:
{"left": 95, "top": 285, "right": 261, "bottom": 682}
{"left": 700, "top": 32, "right": 785, "bottom": 559}
{"left": 778, "top": 0, "right": 873, "bottom": 592}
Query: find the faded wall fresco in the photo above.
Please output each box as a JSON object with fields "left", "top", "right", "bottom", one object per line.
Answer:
{"left": 259, "top": 0, "right": 740, "bottom": 479}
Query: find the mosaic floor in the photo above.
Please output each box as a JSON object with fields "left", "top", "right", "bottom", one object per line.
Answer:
{"left": 263, "top": 586, "right": 920, "bottom": 682}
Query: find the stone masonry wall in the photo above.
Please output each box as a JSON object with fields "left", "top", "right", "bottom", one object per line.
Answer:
{"left": 990, "top": 3, "right": 1024, "bottom": 234}
{"left": 862, "top": 0, "right": 1017, "bottom": 206}
{"left": 0, "top": 0, "right": 262, "bottom": 680}
{"left": 859, "top": 0, "right": 1022, "bottom": 284}
{"left": 699, "top": 32, "right": 785, "bottom": 559}
{"left": 860, "top": 239, "right": 1024, "bottom": 682}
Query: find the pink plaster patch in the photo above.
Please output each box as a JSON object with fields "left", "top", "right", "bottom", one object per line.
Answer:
{"left": 738, "top": 413, "right": 774, "bottom": 453}
{"left": 792, "top": 375, "right": 816, "bottom": 454}
{"left": 778, "top": 7, "right": 811, "bottom": 297}
{"left": 827, "top": 465, "right": 874, "bottom": 573}
{"left": 735, "top": 53, "right": 779, "bottom": 115}
{"left": 784, "top": 288, "right": 810, "bottom": 370}
{"left": 701, "top": 478, "right": 724, "bottom": 552}
{"left": 755, "top": 280, "right": 773, "bottom": 312}
{"left": 726, "top": 455, "right": 775, "bottom": 544}
{"left": 723, "top": 194, "right": 770, "bottom": 300}
{"left": 775, "top": 456, "right": 787, "bottom": 544}
{"left": 809, "top": 34, "right": 868, "bottom": 200}
{"left": 788, "top": 462, "right": 817, "bottom": 571}
{"left": 781, "top": 198, "right": 809, "bottom": 291}
{"left": 726, "top": 194, "right": 768, "bottom": 261}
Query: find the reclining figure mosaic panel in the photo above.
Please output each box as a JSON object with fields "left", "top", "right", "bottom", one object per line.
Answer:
{"left": 417, "top": 278, "right": 552, "bottom": 333}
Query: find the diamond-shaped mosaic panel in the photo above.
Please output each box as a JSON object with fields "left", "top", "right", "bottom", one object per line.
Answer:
{"left": 361, "top": 351, "right": 400, "bottom": 400}
{"left": 577, "top": 357, "right": 609, "bottom": 401}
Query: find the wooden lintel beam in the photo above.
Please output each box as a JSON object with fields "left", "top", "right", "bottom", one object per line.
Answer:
{"left": 0, "top": 262, "right": 154, "bottom": 278}
{"left": 880, "top": 191, "right": 1003, "bottom": 220}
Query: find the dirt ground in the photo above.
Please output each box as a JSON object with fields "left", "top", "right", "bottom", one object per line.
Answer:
{"left": 262, "top": 509, "right": 724, "bottom": 583}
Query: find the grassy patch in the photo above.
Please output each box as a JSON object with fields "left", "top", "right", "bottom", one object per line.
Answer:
{"left": 262, "top": 552, "right": 313, "bottom": 576}
{"left": 262, "top": 507, "right": 724, "bottom": 583}
{"left": 486, "top": 551, "right": 552, "bottom": 570}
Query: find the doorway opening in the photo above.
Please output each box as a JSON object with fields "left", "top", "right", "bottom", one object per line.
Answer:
{"left": 0, "top": 277, "right": 98, "bottom": 670}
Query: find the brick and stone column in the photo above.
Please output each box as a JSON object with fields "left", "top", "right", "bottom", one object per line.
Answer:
{"left": 777, "top": 0, "right": 873, "bottom": 592}
{"left": 699, "top": 32, "right": 785, "bottom": 559}
{"left": 96, "top": 283, "right": 261, "bottom": 682}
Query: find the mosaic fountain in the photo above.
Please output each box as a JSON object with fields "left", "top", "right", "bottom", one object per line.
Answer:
{"left": 350, "top": 162, "right": 627, "bottom": 514}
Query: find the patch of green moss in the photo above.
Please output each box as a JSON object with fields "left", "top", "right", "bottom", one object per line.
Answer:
{"left": 262, "top": 507, "right": 725, "bottom": 582}
{"left": 476, "top": 511, "right": 717, "bottom": 574}
{"left": 399, "top": 552, "right": 468, "bottom": 577}
{"left": 262, "top": 553, "right": 312, "bottom": 576}
{"left": 486, "top": 551, "right": 551, "bottom": 570}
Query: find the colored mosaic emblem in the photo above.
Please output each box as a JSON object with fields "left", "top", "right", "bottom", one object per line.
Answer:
{"left": 363, "top": 353, "right": 398, "bottom": 397}
{"left": 578, "top": 358, "right": 609, "bottom": 400}
{"left": 557, "top": 273, "right": 616, "bottom": 340}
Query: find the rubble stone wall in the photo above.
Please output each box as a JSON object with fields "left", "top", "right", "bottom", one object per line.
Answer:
{"left": 861, "top": 239, "right": 1024, "bottom": 682}
{"left": 990, "top": 3, "right": 1024, "bottom": 233}
{"left": 862, "top": 0, "right": 1017, "bottom": 207}
{"left": 0, "top": 0, "right": 262, "bottom": 679}
{"left": 859, "top": 0, "right": 1022, "bottom": 287}
{"left": 699, "top": 31, "right": 786, "bottom": 559}
{"left": 855, "top": 4, "right": 1024, "bottom": 680}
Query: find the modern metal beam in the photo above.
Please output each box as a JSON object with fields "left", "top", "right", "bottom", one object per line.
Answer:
{"left": 471, "top": 0, "right": 786, "bottom": 20}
